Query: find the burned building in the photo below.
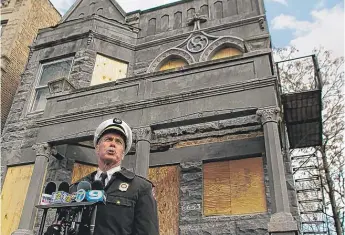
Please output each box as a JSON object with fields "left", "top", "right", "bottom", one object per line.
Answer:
{"left": 1, "top": 0, "right": 315, "bottom": 234}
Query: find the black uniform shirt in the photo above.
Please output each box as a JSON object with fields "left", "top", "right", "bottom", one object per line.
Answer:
{"left": 74, "top": 168, "right": 159, "bottom": 235}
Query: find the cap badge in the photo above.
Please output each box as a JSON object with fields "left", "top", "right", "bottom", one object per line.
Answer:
{"left": 113, "top": 118, "right": 122, "bottom": 124}
{"left": 119, "top": 182, "right": 129, "bottom": 191}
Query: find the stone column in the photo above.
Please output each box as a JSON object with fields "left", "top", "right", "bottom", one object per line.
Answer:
{"left": 13, "top": 143, "right": 51, "bottom": 235}
{"left": 135, "top": 127, "right": 151, "bottom": 178}
{"left": 256, "top": 107, "right": 298, "bottom": 235}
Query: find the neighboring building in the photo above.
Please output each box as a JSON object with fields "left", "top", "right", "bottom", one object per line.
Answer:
{"left": 2, "top": 0, "right": 322, "bottom": 235}
{"left": 0, "top": 0, "right": 61, "bottom": 131}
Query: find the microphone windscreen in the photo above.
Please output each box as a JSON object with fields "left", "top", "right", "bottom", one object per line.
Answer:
{"left": 58, "top": 182, "right": 70, "bottom": 193}
{"left": 92, "top": 180, "right": 104, "bottom": 190}
{"left": 77, "top": 181, "right": 92, "bottom": 191}
{"left": 45, "top": 182, "right": 57, "bottom": 195}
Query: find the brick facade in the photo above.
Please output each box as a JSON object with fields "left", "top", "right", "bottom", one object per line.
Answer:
{"left": 1, "top": 0, "right": 61, "bottom": 131}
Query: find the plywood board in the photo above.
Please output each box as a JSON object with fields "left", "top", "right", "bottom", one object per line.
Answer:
{"left": 90, "top": 54, "right": 128, "bottom": 86}
{"left": 203, "top": 161, "right": 231, "bottom": 215}
{"left": 211, "top": 47, "right": 242, "bottom": 60}
{"left": 203, "top": 157, "right": 267, "bottom": 216}
{"left": 1, "top": 164, "right": 34, "bottom": 235}
{"left": 149, "top": 165, "right": 179, "bottom": 235}
{"left": 229, "top": 157, "right": 267, "bottom": 214}
{"left": 159, "top": 59, "right": 187, "bottom": 71}
{"left": 71, "top": 163, "right": 97, "bottom": 184}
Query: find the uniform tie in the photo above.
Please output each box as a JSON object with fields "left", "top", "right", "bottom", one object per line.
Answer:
{"left": 100, "top": 172, "right": 108, "bottom": 187}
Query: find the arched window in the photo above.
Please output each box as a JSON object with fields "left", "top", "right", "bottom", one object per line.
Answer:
{"left": 159, "top": 58, "right": 187, "bottom": 71}
{"left": 211, "top": 47, "right": 242, "bottom": 60}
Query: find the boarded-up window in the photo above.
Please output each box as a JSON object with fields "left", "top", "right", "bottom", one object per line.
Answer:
{"left": 148, "top": 18, "right": 156, "bottom": 35}
{"left": 1, "top": 165, "right": 34, "bottom": 235}
{"left": 173, "top": 11, "right": 182, "bottom": 29}
{"left": 71, "top": 162, "right": 97, "bottom": 183}
{"left": 214, "top": 1, "right": 223, "bottom": 19}
{"left": 161, "top": 15, "right": 169, "bottom": 32}
{"left": 203, "top": 157, "right": 267, "bottom": 216}
{"left": 148, "top": 165, "right": 179, "bottom": 235}
{"left": 90, "top": 54, "right": 128, "bottom": 86}
{"left": 200, "top": 4, "right": 209, "bottom": 17}
{"left": 159, "top": 58, "right": 187, "bottom": 71}
{"left": 211, "top": 47, "right": 242, "bottom": 60}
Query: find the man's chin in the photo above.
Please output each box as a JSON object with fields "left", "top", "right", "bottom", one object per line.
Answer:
{"left": 102, "top": 157, "right": 120, "bottom": 165}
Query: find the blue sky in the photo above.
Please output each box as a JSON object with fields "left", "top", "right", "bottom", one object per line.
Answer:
{"left": 50, "top": 0, "right": 344, "bottom": 58}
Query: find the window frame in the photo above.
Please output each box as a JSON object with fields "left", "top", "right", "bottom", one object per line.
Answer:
{"left": 28, "top": 57, "right": 74, "bottom": 114}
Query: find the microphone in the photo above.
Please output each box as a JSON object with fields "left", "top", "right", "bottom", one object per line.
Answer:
{"left": 90, "top": 180, "right": 105, "bottom": 235}
{"left": 75, "top": 181, "right": 92, "bottom": 202}
{"left": 72, "top": 181, "right": 92, "bottom": 234}
{"left": 41, "top": 181, "right": 57, "bottom": 205}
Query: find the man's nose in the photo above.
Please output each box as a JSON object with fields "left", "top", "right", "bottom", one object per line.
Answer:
{"left": 109, "top": 141, "right": 116, "bottom": 147}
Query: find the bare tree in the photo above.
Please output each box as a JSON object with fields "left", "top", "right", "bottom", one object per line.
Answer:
{"left": 275, "top": 47, "right": 344, "bottom": 235}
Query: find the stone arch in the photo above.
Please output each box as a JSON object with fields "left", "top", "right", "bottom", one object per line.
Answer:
{"left": 147, "top": 48, "right": 195, "bottom": 73}
{"left": 199, "top": 36, "right": 245, "bottom": 62}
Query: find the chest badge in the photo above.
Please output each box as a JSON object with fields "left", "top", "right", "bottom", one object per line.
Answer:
{"left": 119, "top": 182, "right": 129, "bottom": 192}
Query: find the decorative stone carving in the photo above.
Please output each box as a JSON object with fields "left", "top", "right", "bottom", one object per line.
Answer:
{"left": 199, "top": 36, "right": 245, "bottom": 62}
{"left": 125, "top": 13, "right": 140, "bottom": 26}
{"left": 147, "top": 48, "right": 195, "bottom": 73}
{"left": 47, "top": 77, "right": 76, "bottom": 95}
{"left": 32, "top": 143, "right": 51, "bottom": 159}
{"left": 187, "top": 35, "right": 209, "bottom": 53}
{"left": 135, "top": 127, "right": 151, "bottom": 142}
{"left": 87, "top": 30, "right": 94, "bottom": 45}
{"left": 256, "top": 107, "right": 281, "bottom": 125}
{"left": 259, "top": 17, "right": 265, "bottom": 30}
{"left": 187, "top": 12, "right": 207, "bottom": 30}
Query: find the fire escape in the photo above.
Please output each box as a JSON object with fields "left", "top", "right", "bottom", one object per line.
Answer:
{"left": 276, "top": 55, "right": 328, "bottom": 235}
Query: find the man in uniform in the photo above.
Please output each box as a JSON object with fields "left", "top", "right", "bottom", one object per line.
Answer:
{"left": 75, "top": 118, "right": 159, "bottom": 235}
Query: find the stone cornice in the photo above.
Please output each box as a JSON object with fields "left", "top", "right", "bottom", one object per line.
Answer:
{"left": 152, "top": 114, "right": 262, "bottom": 144}
{"left": 48, "top": 49, "right": 271, "bottom": 99}
{"left": 36, "top": 77, "right": 277, "bottom": 127}
{"left": 32, "top": 31, "right": 90, "bottom": 51}
{"left": 93, "top": 32, "right": 136, "bottom": 50}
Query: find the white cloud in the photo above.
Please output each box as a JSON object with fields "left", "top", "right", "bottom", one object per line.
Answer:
{"left": 272, "top": 4, "right": 344, "bottom": 58}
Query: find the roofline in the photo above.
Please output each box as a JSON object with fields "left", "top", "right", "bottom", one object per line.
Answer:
{"left": 126, "top": 0, "right": 192, "bottom": 15}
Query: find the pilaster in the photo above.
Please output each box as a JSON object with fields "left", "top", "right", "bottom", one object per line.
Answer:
{"left": 134, "top": 127, "right": 151, "bottom": 177}
{"left": 257, "top": 107, "right": 298, "bottom": 234}
{"left": 13, "top": 143, "right": 51, "bottom": 235}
